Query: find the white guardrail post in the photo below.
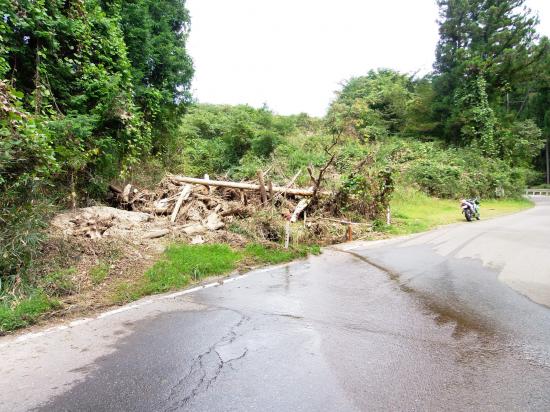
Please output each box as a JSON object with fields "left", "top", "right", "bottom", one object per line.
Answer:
{"left": 525, "top": 188, "right": 550, "bottom": 196}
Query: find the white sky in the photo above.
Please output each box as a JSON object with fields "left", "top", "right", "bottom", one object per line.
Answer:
{"left": 186, "top": 0, "right": 550, "bottom": 117}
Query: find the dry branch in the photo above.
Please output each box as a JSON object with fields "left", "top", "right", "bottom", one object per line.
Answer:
{"left": 273, "top": 169, "right": 302, "bottom": 201}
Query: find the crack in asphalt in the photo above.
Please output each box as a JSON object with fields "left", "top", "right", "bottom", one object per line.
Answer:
{"left": 161, "top": 308, "right": 249, "bottom": 411}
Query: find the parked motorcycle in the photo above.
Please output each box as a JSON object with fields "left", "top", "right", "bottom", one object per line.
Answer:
{"left": 460, "top": 198, "right": 480, "bottom": 222}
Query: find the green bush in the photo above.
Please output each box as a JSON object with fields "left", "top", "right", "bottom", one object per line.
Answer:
{"left": 170, "top": 104, "right": 300, "bottom": 177}
{"left": 390, "top": 140, "right": 529, "bottom": 198}
{"left": 0, "top": 201, "right": 49, "bottom": 288}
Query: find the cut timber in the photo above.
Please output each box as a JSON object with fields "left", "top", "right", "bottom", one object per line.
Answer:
{"left": 170, "top": 184, "right": 192, "bottom": 223}
{"left": 268, "top": 180, "right": 274, "bottom": 202}
{"left": 257, "top": 170, "right": 268, "bottom": 204}
{"left": 109, "top": 184, "right": 122, "bottom": 194}
{"left": 290, "top": 199, "right": 310, "bottom": 223}
{"left": 204, "top": 174, "right": 211, "bottom": 194}
{"left": 284, "top": 220, "right": 290, "bottom": 249}
{"left": 170, "top": 175, "right": 330, "bottom": 197}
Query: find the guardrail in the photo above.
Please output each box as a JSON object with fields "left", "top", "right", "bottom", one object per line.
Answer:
{"left": 525, "top": 188, "right": 550, "bottom": 196}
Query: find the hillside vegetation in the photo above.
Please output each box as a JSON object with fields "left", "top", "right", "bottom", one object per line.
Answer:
{"left": 1, "top": 0, "right": 548, "bottom": 332}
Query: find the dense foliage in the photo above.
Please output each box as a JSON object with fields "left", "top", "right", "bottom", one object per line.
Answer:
{"left": 120, "top": 0, "right": 194, "bottom": 151}
{"left": 170, "top": 104, "right": 304, "bottom": 178}
{"left": 0, "top": 0, "right": 192, "bottom": 285}
{"left": 433, "top": 0, "right": 548, "bottom": 157}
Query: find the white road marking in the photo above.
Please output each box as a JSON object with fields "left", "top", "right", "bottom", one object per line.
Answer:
{"left": 1, "top": 263, "right": 294, "bottom": 347}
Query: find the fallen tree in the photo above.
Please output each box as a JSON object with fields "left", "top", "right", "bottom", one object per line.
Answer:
{"left": 168, "top": 175, "right": 331, "bottom": 197}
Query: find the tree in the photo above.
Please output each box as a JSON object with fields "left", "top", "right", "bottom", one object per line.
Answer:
{"left": 435, "top": 0, "right": 542, "bottom": 100}
{"left": 433, "top": 0, "right": 547, "bottom": 152}
{"left": 120, "top": 0, "right": 194, "bottom": 150}
{"left": 327, "top": 69, "right": 414, "bottom": 142}
{"left": 520, "top": 37, "right": 550, "bottom": 181}
{"left": 452, "top": 74, "right": 498, "bottom": 155}
{"left": 1, "top": 0, "right": 149, "bottom": 194}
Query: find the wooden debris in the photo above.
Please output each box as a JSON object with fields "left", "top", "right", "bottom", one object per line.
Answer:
{"left": 267, "top": 180, "right": 274, "bottom": 202}
{"left": 170, "top": 175, "right": 329, "bottom": 196}
{"left": 97, "top": 171, "right": 357, "bottom": 246}
{"left": 170, "top": 184, "right": 192, "bottom": 223}
{"left": 257, "top": 170, "right": 268, "bottom": 204}
{"left": 273, "top": 169, "right": 301, "bottom": 201}
{"left": 122, "top": 184, "right": 132, "bottom": 203}
{"left": 290, "top": 199, "right": 310, "bottom": 223}
{"left": 284, "top": 220, "right": 290, "bottom": 249}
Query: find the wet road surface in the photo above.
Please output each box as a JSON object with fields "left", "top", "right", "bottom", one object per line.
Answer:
{"left": 1, "top": 198, "right": 550, "bottom": 411}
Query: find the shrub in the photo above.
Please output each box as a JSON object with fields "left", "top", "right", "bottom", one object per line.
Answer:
{"left": 392, "top": 140, "right": 529, "bottom": 198}
{"left": 171, "top": 104, "right": 299, "bottom": 177}
{"left": 0, "top": 200, "right": 49, "bottom": 289}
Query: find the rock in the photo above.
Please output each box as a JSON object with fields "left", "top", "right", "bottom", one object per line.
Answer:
{"left": 182, "top": 223, "right": 207, "bottom": 235}
{"left": 191, "top": 235, "right": 205, "bottom": 244}
{"left": 204, "top": 213, "right": 224, "bottom": 231}
{"left": 143, "top": 229, "right": 171, "bottom": 239}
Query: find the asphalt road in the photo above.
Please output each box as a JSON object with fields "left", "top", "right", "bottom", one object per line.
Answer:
{"left": 1, "top": 197, "right": 550, "bottom": 411}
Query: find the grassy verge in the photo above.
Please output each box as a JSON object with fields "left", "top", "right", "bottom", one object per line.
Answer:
{"left": 0, "top": 292, "right": 60, "bottom": 335}
{"left": 112, "top": 243, "right": 320, "bottom": 304}
{"left": 387, "top": 188, "right": 533, "bottom": 235}
{"left": 0, "top": 242, "right": 319, "bottom": 334}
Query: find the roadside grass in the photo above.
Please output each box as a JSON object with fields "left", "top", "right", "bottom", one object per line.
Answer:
{"left": 244, "top": 243, "right": 320, "bottom": 264}
{"left": 0, "top": 292, "right": 60, "bottom": 335}
{"left": 90, "top": 262, "right": 111, "bottom": 286}
{"left": 38, "top": 267, "right": 78, "bottom": 297}
{"left": 386, "top": 187, "right": 533, "bottom": 235}
{"left": 111, "top": 243, "right": 320, "bottom": 305}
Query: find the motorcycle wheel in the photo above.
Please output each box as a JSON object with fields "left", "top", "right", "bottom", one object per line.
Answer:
{"left": 465, "top": 210, "right": 472, "bottom": 222}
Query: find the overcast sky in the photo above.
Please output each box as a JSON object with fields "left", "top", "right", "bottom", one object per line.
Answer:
{"left": 186, "top": 0, "right": 550, "bottom": 117}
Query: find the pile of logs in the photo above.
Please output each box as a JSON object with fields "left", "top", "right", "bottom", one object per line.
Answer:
{"left": 109, "top": 171, "right": 329, "bottom": 224}
{"left": 53, "top": 172, "right": 372, "bottom": 244}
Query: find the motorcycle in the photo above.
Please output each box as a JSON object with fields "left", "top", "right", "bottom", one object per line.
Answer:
{"left": 460, "top": 198, "right": 480, "bottom": 222}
